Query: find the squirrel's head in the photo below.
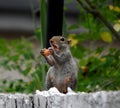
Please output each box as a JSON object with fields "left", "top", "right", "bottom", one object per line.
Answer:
{"left": 49, "top": 36, "right": 70, "bottom": 51}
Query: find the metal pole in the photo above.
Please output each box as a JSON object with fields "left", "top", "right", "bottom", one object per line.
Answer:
{"left": 46, "top": 0, "right": 64, "bottom": 47}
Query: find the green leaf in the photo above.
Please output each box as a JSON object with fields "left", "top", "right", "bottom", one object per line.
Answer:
{"left": 79, "top": 59, "right": 88, "bottom": 66}
{"left": 68, "top": 24, "right": 79, "bottom": 30}
{"left": 35, "top": 28, "right": 41, "bottom": 41}
{"left": 101, "top": 32, "right": 112, "bottom": 43}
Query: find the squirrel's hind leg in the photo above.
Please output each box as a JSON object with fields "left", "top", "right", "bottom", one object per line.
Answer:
{"left": 45, "top": 70, "right": 54, "bottom": 90}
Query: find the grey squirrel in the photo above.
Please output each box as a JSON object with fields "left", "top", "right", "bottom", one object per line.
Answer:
{"left": 40, "top": 36, "right": 78, "bottom": 94}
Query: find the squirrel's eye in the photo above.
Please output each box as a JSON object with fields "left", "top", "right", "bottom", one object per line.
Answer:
{"left": 60, "top": 37, "right": 64, "bottom": 41}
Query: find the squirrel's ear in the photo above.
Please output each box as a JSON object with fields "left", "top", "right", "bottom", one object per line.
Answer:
{"left": 67, "top": 40, "right": 71, "bottom": 44}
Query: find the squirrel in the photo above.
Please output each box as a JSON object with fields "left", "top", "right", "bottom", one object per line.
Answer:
{"left": 40, "top": 36, "right": 78, "bottom": 94}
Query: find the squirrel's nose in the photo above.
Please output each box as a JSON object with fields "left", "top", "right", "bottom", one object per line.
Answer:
{"left": 50, "top": 39, "right": 54, "bottom": 43}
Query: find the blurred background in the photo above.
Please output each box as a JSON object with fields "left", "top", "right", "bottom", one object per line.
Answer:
{"left": 0, "top": 0, "right": 36, "bottom": 37}
{"left": 0, "top": 0, "right": 80, "bottom": 37}
{"left": 0, "top": 0, "right": 120, "bottom": 93}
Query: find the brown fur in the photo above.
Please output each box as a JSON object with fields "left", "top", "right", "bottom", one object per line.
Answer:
{"left": 40, "top": 36, "right": 78, "bottom": 94}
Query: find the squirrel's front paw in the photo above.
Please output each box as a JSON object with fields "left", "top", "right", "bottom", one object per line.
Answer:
{"left": 40, "top": 48, "right": 53, "bottom": 56}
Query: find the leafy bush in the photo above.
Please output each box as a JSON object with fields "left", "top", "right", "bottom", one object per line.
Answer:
{"left": 68, "top": 34, "right": 120, "bottom": 92}
{"left": 76, "top": 46, "right": 120, "bottom": 92}
{"left": 0, "top": 38, "right": 46, "bottom": 93}
{"left": 66, "top": 0, "right": 120, "bottom": 92}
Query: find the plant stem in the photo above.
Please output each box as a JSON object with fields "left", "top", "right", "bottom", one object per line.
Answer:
{"left": 40, "top": 0, "right": 47, "bottom": 89}
{"left": 40, "top": 0, "right": 47, "bottom": 47}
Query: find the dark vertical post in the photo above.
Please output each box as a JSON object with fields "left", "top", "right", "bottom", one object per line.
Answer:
{"left": 46, "top": 0, "right": 64, "bottom": 48}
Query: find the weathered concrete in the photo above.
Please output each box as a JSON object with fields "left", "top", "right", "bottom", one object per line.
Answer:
{"left": 0, "top": 88, "right": 120, "bottom": 108}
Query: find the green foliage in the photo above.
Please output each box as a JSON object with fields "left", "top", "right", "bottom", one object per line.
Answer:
{"left": 75, "top": 0, "right": 120, "bottom": 41}
{"left": 0, "top": 38, "right": 47, "bottom": 93}
{"left": 35, "top": 28, "right": 41, "bottom": 41}
{"left": 66, "top": 0, "right": 120, "bottom": 92}
{"left": 0, "top": 0, "right": 120, "bottom": 93}
{"left": 68, "top": 31, "right": 120, "bottom": 92}
{"left": 76, "top": 48, "right": 120, "bottom": 92}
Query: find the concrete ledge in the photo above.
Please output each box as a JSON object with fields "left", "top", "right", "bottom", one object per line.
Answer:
{"left": 0, "top": 88, "right": 120, "bottom": 108}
